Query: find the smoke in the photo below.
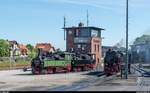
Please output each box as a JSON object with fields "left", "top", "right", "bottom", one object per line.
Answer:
{"left": 143, "top": 28, "right": 150, "bottom": 35}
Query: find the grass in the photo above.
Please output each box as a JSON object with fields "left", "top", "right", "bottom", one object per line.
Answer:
{"left": 0, "top": 61, "right": 31, "bottom": 67}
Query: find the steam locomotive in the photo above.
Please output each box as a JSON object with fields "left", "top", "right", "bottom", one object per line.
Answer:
{"left": 31, "top": 49, "right": 96, "bottom": 74}
{"left": 104, "top": 49, "right": 125, "bottom": 75}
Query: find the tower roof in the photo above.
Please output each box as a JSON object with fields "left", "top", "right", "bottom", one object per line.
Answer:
{"left": 63, "top": 26, "right": 105, "bottom": 31}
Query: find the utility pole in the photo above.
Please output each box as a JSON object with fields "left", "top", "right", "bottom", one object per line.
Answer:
{"left": 87, "top": 10, "right": 89, "bottom": 27}
{"left": 64, "top": 16, "right": 66, "bottom": 40}
{"left": 125, "top": 0, "right": 129, "bottom": 79}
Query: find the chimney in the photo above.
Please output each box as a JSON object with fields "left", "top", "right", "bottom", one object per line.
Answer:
{"left": 78, "top": 22, "right": 84, "bottom": 27}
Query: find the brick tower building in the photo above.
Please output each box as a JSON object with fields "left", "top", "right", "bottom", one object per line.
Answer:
{"left": 63, "top": 22, "right": 104, "bottom": 65}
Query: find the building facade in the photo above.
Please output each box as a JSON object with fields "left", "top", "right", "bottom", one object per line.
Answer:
{"left": 64, "top": 23, "right": 104, "bottom": 65}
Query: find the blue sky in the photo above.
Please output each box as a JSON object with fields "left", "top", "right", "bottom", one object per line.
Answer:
{"left": 0, "top": 0, "right": 150, "bottom": 50}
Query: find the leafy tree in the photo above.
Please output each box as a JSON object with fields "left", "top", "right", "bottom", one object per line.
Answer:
{"left": 26, "top": 44, "right": 37, "bottom": 59}
{"left": 55, "top": 48, "right": 62, "bottom": 52}
{"left": 0, "top": 39, "right": 10, "bottom": 57}
{"left": 28, "top": 49, "right": 38, "bottom": 59}
{"left": 134, "top": 35, "right": 150, "bottom": 45}
{"left": 26, "top": 44, "right": 34, "bottom": 52}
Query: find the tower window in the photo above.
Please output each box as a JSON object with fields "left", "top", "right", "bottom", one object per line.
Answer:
{"left": 78, "top": 44, "right": 81, "bottom": 48}
{"left": 94, "top": 44, "right": 96, "bottom": 52}
{"left": 97, "top": 44, "right": 99, "bottom": 52}
{"left": 68, "top": 30, "right": 72, "bottom": 35}
{"left": 82, "top": 45, "right": 86, "bottom": 51}
{"left": 71, "top": 48, "right": 74, "bottom": 52}
{"left": 81, "top": 29, "right": 90, "bottom": 37}
{"left": 91, "top": 30, "right": 98, "bottom": 37}
{"left": 97, "top": 58, "right": 99, "bottom": 63}
{"left": 75, "top": 29, "right": 79, "bottom": 36}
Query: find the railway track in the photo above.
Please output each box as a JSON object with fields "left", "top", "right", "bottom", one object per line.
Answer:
{"left": 49, "top": 72, "right": 119, "bottom": 91}
{"left": 131, "top": 64, "right": 150, "bottom": 77}
{"left": 132, "top": 64, "right": 150, "bottom": 91}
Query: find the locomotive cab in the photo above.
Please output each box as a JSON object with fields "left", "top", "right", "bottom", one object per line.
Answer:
{"left": 71, "top": 52, "right": 96, "bottom": 72}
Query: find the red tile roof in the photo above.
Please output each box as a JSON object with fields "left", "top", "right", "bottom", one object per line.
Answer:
{"left": 36, "top": 43, "right": 55, "bottom": 53}
{"left": 19, "top": 45, "right": 30, "bottom": 55}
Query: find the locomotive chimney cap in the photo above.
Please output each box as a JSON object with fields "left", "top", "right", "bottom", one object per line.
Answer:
{"left": 78, "top": 22, "right": 84, "bottom": 27}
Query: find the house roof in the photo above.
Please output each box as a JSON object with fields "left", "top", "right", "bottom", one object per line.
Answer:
{"left": 36, "top": 43, "right": 55, "bottom": 52}
{"left": 6, "top": 40, "right": 18, "bottom": 46}
{"left": 19, "top": 45, "right": 28, "bottom": 50}
{"left": 19, "top": 45, "right": 30, "bottom": 54}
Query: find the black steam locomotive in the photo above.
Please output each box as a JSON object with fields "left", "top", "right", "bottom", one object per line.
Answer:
{"left": 31, "top": 49, "right": 96, "bottom": 74}
{"left": 104, "top": 49, "right": 125, "bottom": 75}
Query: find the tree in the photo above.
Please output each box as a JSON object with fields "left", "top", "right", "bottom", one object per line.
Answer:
{"left": 28, "top": 49, "right": 37, "bottom": 59}
{"left": 55, "top": 48, "right": 62, "bottom": 52}
{"left": 134, "top": 35, "right": 150, "bottom": 45}
{"left": 26, "top": 44, "right": 34, "bottom": 52}
{"left": 0, "top": 39, "right": 10, "bottom": 57}
{"left": 26, "top": 44, "right": 37, "bottom": 59}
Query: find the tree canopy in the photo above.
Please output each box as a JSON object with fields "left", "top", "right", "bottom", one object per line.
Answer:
{"left": 0, "top": 39, "right": 10, "bottom": 57}
{"left": 26, "top": 44, "right": 37, "bottom": 59}
{"left": 55, "top": 48, "right": 62, "bottom": 53}
{"left": 134, "top": 35, "right": 150, "bottom": 45}
{"left": 26, "top": 44, "right": 34, "bottom": 52}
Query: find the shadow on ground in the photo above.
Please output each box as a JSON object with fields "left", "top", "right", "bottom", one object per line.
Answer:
{"left": 15, "top": 73, "right": 33, "bottom": 76}
{"left": 81, "top": 71, "right": 104, "bottom": 76}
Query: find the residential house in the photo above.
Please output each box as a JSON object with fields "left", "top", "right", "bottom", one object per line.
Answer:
{"left": 36, "top": 43, "right": 55, "bottom": 53}
{"left": 19, "top": 45, "right": 30, "bottom": 57}
{"left": 6, "top": 40, "right": 20, "bottom": 56}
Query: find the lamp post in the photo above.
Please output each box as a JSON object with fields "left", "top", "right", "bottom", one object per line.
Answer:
{"left": 125, "top": 0, "right": 129, "bottom": 79}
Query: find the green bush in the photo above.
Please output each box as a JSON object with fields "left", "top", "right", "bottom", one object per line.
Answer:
{"left": 0, "top": 39, "right": 9, "bottom": 57}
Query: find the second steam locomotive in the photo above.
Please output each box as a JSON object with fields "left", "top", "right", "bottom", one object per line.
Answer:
{"left": 104, "top": 49, "right": 125, "bottom": 75}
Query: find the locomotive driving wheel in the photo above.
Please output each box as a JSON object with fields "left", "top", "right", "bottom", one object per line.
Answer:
{"left": 82, "top": 66, "right": 87, "bottom": 71}
{"left": 53, "top": 68, "right": 56, "bottom": 74}
{"left": 32, "top": 67, "right": 35, "bottom": 74}
{"left": 72, "top": 67, "right": 77, "bottom": 72}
